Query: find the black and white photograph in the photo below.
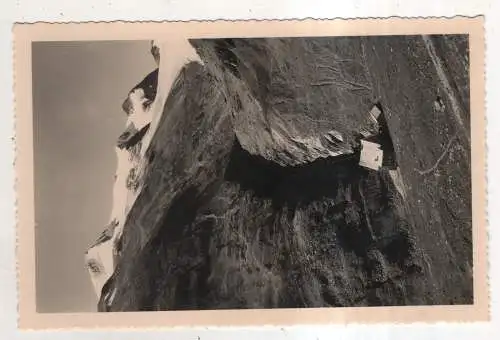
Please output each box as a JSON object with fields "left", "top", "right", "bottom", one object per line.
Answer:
{"left": 17, "top": 19, "right": 486, "bottom": 326}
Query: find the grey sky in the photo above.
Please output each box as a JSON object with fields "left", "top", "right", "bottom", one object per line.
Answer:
{"left": 32, "top": 40, "right": 156, "bottom": 312}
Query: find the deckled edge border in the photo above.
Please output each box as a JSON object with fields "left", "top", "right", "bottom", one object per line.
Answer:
{"left": 12, "top": 15, "right": 489, "bottom": 331}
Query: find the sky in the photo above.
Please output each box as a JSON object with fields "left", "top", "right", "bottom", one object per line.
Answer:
{"left": 32, "top": 40, "right": 156, "bottom": 312}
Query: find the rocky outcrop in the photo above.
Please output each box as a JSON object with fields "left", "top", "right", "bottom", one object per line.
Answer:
{"left": 121, "top": 68, "right": 159, "bottom": 118}
{"left": 97, "top": 35, "right": 472, "bottom": 311}
{"left": 188, "top": 38, "right": 379, "bottom": 166}
{"left": 84, "top": 220, "right": 118, "bottom": 297}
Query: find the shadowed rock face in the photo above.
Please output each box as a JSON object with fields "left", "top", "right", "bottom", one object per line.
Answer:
{"left": 99, "top": 35, "right": 472, "bottom": 311}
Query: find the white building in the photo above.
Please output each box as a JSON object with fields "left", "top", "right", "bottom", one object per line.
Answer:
{"left": 359, "top": 139, "right": 383, "bottom": 171}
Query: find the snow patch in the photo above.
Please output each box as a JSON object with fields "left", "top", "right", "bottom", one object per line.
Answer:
{"left": 139, "top": 39, "right": 202, "bottom": 158}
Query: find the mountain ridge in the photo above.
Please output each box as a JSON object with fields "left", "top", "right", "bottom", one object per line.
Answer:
{"left": 86, "top": 35, "right": 472, "bottom": 311}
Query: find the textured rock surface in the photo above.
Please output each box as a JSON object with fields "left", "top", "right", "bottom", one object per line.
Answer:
{"left": 99, "top": 35, "right": 472, "bottom": 311}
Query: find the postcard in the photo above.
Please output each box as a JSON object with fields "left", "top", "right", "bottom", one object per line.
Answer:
{"left": 13, "top": 17, "right": 487, "bottom": 329}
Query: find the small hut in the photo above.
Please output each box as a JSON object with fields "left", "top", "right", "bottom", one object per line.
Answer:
{"left": 359, "top": 139, "right": 384, "bottom": 170}
{"left": 357, "top": 104, "right": 398, "bottom": 171}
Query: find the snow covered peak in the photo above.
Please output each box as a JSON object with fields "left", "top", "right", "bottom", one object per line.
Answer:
{"left": 86, "top": 39, "right": 203, "bottom": 300}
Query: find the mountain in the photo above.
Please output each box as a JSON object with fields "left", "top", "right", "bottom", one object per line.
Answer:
{"left": 89, "top": 35, "right": 472, "bottom": 311}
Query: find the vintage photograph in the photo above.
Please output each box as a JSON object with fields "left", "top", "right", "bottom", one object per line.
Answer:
{"left": 33, "top": 34, "right": 473, "bottom": 313}
{"left": 15, "top": 19, "right": 487, "bottom": 327}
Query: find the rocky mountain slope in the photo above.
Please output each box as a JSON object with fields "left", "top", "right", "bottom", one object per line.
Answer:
{"left": 95, "top": 35, "right": 472, "bottom": 311}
